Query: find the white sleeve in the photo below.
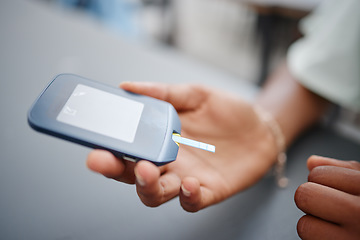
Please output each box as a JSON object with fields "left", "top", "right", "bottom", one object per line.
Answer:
{"left": 287, "top": 0, "right": 360, "bottom": 111}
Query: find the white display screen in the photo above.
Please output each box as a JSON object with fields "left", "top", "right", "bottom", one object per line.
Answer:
{"left": 57, "top": 84, "right": 144, "bottom": 143}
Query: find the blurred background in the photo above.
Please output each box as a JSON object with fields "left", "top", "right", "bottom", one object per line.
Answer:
{"left": 38, "top": 0, "right": 360, "bottom": 141}
{"left": 40, "top": 0, "right": 321, "bottom": 85}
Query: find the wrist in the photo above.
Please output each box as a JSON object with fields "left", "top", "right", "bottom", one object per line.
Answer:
{"left": 253, "top": 105, "right": 289, "bottom": 188}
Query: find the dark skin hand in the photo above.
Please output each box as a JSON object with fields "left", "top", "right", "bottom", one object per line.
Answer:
{"left": 295, "top": 155, "right": 360, "bottom": 240}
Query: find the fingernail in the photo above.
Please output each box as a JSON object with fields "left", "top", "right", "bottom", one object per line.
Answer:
{"left": 181, "top": 184, "right": 191, "bottom": 197}
{"left": 135, "top": 169, "right": 146, "bottom": 187}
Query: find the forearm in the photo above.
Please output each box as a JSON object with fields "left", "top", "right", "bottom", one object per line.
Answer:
{"left": 255, "top": 62, "right": 330, "bottom": 147}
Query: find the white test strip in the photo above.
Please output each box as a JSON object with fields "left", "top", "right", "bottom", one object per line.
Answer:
{"left": 172, "top": 134, "right": 216, "bottom": 153}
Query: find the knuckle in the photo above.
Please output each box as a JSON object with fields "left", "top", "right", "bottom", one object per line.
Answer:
{"left": 348, "top": 160, "right": 360, "bottom": 170}
{"left": 190, "top": 84, "right": 209, "bottom": 98}
{"left": 189, "top": 83, "right": 204, "bottom": 91}
{"left": 352, "top": 198, "right": 360, "bottom": 219}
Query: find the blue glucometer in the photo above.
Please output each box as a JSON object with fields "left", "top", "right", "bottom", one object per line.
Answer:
{"left": 28, "top": 74, "right": 181, "bottom": 165}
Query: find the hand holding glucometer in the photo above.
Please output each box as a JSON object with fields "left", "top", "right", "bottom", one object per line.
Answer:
{"left": 29, "top": 74, "right": 273, "bottom": 213}
{"left": 28, "top": 74, "right": 215, "bottom": 165}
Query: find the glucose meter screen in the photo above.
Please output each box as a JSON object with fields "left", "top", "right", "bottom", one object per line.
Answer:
{"left": 57, "top": 84, "right": 144, "bottom": 143}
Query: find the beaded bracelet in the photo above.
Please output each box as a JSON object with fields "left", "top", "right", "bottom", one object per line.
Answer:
{"left": 254, "top": 106, "right": 289, "bottom": 188}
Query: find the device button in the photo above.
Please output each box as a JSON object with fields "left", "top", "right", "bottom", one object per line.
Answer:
{"left": 123, "top": 155, "right": 137, "bottom": 162}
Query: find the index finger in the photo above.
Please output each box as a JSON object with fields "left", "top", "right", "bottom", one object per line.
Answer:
{"left": 307, "top": 155, "right": 360, "bottom": 171}
{"left": 120, "top": 82, "right": 207, "bottom": 112}
{"left": 295, "top": 182, "right": 359, "bottom": 225}
{"left": 308, "top": 166, "right": 360, "bottom": 195}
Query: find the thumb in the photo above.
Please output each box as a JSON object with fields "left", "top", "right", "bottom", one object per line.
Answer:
{"left": 307, "top": 155, "right": 360, "bottom": 171}
{"left": 120, "top": 82, "right": 208, "bottom": 112}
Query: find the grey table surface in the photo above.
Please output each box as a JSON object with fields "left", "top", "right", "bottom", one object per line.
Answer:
{"left": 1, "top": 0, "right": 359, "bottom": 240}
